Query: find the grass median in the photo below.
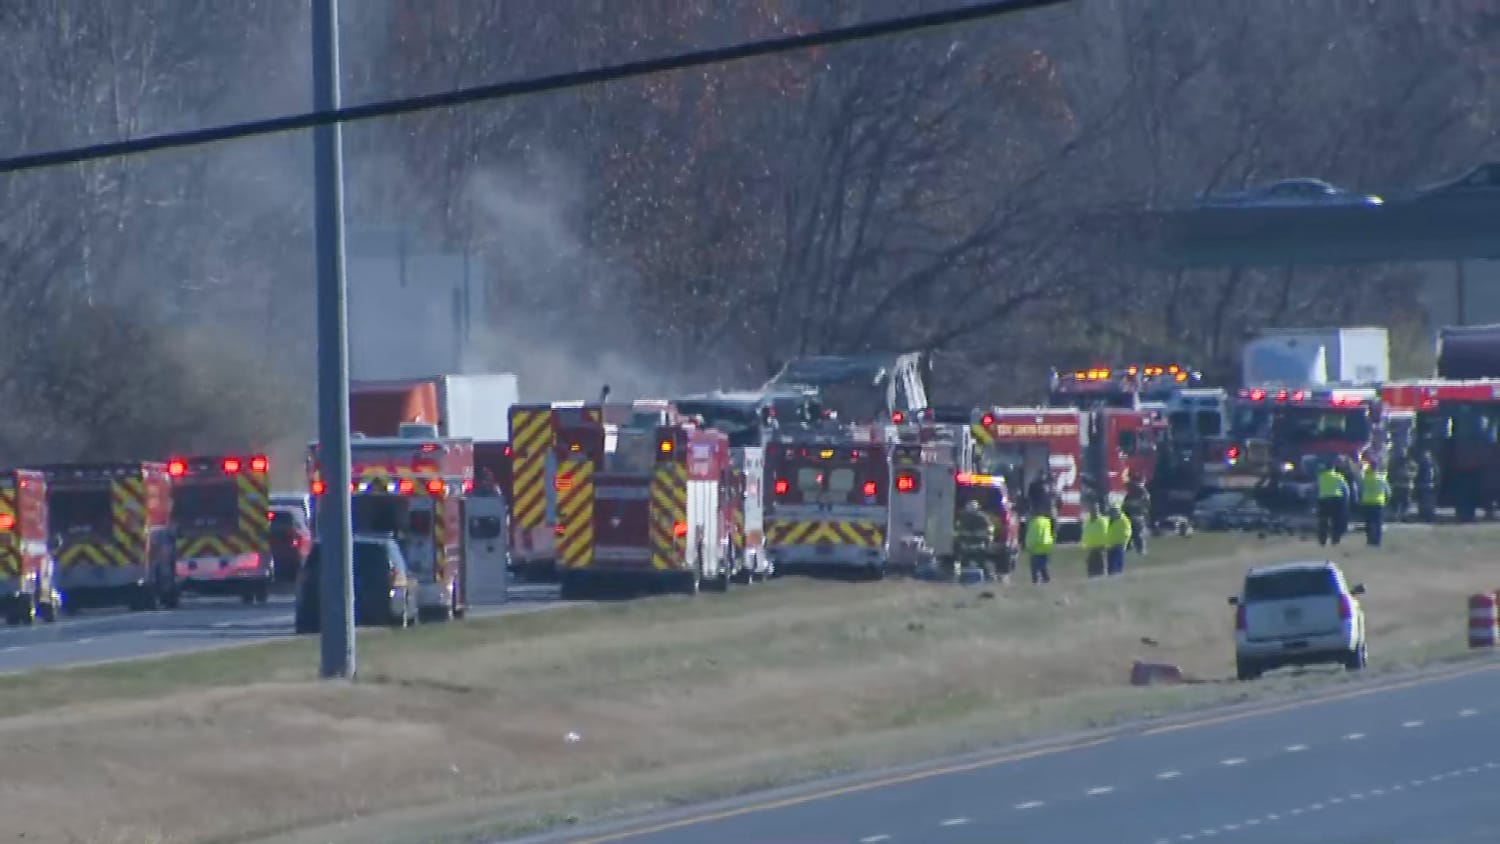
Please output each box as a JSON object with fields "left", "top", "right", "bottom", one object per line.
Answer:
{"left": 4, "top": 524, "right": 1496, "bottom": 844}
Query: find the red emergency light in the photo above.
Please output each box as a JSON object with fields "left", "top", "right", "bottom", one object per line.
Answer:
{"left": 673, "top": 521, "right": 688, "bottom": 538}
{"left": 426, "top": 479, "right": 444, "bottom": 495}
{"left": 503, "top": 444, "right": 514, "bottom": 457}
{"left": 222, "top": 457, "right": 242, "bottom": 474}
{"left": 397, "top": 478, "right": 415, "bottom": 494}
{"left": 311, "top": 480, "right": 326, "bottom": 496}
{"left": 891, "top": 411, "right": 906, "bottom": 424}
{"left": 0, "top": 514, "right": 13, "bottom": 531}
{"left": 1226, "top": 445, "right": 1240, "bottom": 460}
{"left": 863, "top": 480, "right": 878, "bottom": 497}
{"left": 895, "top": 473, "right": 917, "bottom": 493}
{"left": 556, "top": 474, "right": 573, "bottom": 492}
{"left": 981, "top": 413, "right": 995, "bottom": 427}
{"left": 773, "top": 478, "right": 790, "bottom": 496}
{"left": 167, "top": 459, "right": 187, "bottom": 477}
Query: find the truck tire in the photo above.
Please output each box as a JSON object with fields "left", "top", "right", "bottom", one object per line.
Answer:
{"left": 37, "top": 598, "right": 57, "bottom": 624}
{"left": 706, "top": 567, "right": 731, "bottom": 593}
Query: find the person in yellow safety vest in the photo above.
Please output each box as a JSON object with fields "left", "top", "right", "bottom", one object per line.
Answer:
{"left": 1315, "top": 463, "right": 1350, "bottom": 547}
{"left": 1105, "top": 504, "right": 1132, "bottom": 576}
{"left": 1359, "top": 463, "right": 1390, "bottom": 547}
{"left": 1081, "top": 502, "right": 1109, "bottom": 578}
{"left": 1024, "top": 512, "right": 1054, "bottom": 584}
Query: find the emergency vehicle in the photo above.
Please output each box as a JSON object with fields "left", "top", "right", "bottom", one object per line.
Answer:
{"left": 554, "top": 408, "right": 743, "bottom": 597}
{"left": 308, "top": 436, "right": 475, "bottom": 621}
{"left": 887, "top": 421, "right": 975, "bottom": 570}
{"left": 167, "top": 453, "right": 273, "bottom": 603}
{"left": 1254, "top": 387, "right": 1384, "bottom": 484}
{"left": 1383, "top": 379, "right": 1500, "bottom": 521}
{"left": 970, "top": 407, "right": 1160, "bottom": 541}
{"left": 763, "top": 423, "right": 891, "bottom": 578}
{"left": 0, "top": 470, "right": 62, "bottom": 625}
{"left": 1049, "top": 363, "right": 1204, "bottom": 409}
{"left": 506, "top": 402, "right": 606, "bottom": 582}
{"left": 35, "top": 462, "right": 176, "bottom": 611}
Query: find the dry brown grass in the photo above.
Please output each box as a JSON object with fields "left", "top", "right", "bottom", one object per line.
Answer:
{"left": 4, "top": 525, "right": 1497, "bottom": 844}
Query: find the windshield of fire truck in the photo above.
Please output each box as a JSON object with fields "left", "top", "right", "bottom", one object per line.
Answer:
{"left": 1169, "top": 410, "right": 1224, "bottom": 439}
{"left": 1272, "top": 405, "right": 1370, "bottom": 445}
{"left": 350, "top": 495, "right": 406, "bottom": 537}
{"left": 1230, "top": 404, "right": 1273, "bottom": 440}
{"left": 48, "top": 488, "right": 112, "bottom": 536}
{"left": 1440, "top": 403, "right": 1500, "bottom": 446}
{"left": 1050, "top": 387, "right": 1134, "bottom": 410}
{"left": 605, "top": 429, "right": 658, "bottom": 474}
{"left": 171, "top": 480, "right": 239, "bottom": 532}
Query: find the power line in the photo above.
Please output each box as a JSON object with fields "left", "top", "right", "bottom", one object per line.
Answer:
{"left": 0, "top": 0, "right": 1071, "bottom": 175}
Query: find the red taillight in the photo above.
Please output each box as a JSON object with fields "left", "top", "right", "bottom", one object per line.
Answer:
{"left": 311, "top": 480, "right": 326, "bottom": 496}
{"left": 863, "top": 480, "right": 878, "bottom": 498}
{"left": 0, "top": 514, "right": 13, "bottom": 531}
{"left": 1226, "top": 445, "right": 1240, "bottom": 460}
{"left": 896, "top": 474, "right": 917, "bottom": 493}
{"left": 891, "top": 411, "right": 905, "bottom": 424}
{"left": 426, "top": 479, "right": 444, "bottom": 496}
{"left": 222, "top": 457, "right": 242, "bottom": 474}
{"left": 981, "top": 413, "right": 995, "bottom": 427}
{"left": 1235, "top": 604, "right": 1247, "bottom": 630}
{"left": 503, "top": 444, "right": 513, "bottom": 457}
{"left": 250, "top": 455, "right": 269, "bottom": 473}
{"left": 463, "top": 479, "right": 474, "bottom": 493}
{"left": 556, "top": 474, "right": 573, "bottom": 492}
{"left": 397, "top": 478, "right": 415, "bottom": 495}
{"left": 554, "top": 524, "right": 565, "bottom": 536}
{"left": 1338, "top": 595, "right": 1352, "bottom": 620}
{"left": 266, "top": 510, "right": 275, "bottom": 521}
{"left": 673, "top": 521, "right": 688, "bottom": 538}
{"left": 167, "top": 459, "right": 187, "bottom": 477}
{"left": 774, "top": 479, "right": 790, "bottom": 496}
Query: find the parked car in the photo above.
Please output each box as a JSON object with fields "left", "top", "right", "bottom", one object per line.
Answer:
{"left": 1230, "top": 560, "right": 1367, "bottom": 681}
{"left": 294, "top": 534, "right": 417, "bottom": 633}
{"left": 268, "top": 505, "right": 312, "bottom": 584}
{"left": 1197, "top": 178, "right": 1384, "bottom": 209}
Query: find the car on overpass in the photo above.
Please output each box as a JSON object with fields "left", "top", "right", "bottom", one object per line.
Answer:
{"left": 1196, "top": 177, "right": 1384, "bottom": 209}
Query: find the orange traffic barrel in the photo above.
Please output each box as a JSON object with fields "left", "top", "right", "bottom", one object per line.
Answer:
{"left": 1468, "top": 593, "right": 1499, "bottom": 649}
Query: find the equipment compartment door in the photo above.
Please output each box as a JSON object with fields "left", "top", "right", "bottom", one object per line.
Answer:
{"left": 462, "top": 497, "right": 508, "bottom": 604}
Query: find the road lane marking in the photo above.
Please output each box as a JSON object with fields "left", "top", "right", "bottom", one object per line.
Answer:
{"left": 939, "top": 817, "right": 969, "bottom": 826}
{"left": 1244, "top": 818, "right": 1260, "bottom": 826}
{"left": 1, "top": 645, "right": 19, "bottom": 653}
{"left": 1265, "top": 813, "right": 1279, "bottom": 821}
{"left": 1086, "top": 786, "right": 1114, "bottom": 796}
{"left": 1460, "top": 708, "right": 1478, "bottom": 717}
{"left": 1222, "top": 823, "right": 1240, "bottom": 831}
{"left": 1014, "top": 800, "right": 1044, "bottom": 810}
{"left": 75, "top": 638, "right": 94, "bottom": 645}
{"left": 1403, "top": 720, "right": 1423, "bottom": 728}
{"left": 1283, "top": 743, "right": 1306, "bottom": 752}
{"left": 556, "top": 736, "right": 1114, "bottom": 844}
{"left": 858, "top": 836, "right": 890, "bottom": 843}
{"left": 1220, "top": 757, "right": 1246, "bottom": 766}
{"left": 1343, "top": 732, "right": 1364, "bottom": 741}
{"left": 1156, "top": 770, "right": 1181, "bottom": 780}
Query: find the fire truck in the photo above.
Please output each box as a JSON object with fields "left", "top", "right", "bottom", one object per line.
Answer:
{"left": 970, "top": 407, "right": 1160, "bottom": 541}
{"left": 1383, "top": 379, "right": 1500, "bottom": 521}
{"left": 763, "top": 423, "right": 892, "bottom": 578}
{"left": 554, "top": 407, "right": 742, "bottom": 598}
{"left": 308, "top": 436, "right": 475, "bottom": 621}
{"left": 1048, "top": 363, "right": 1204, "bottom": 409}
{"left": 35, "top": 462, "right": 176, "bottom": 611}
{"left": 1254, "top": 387, "right": 1384, "bottom": 488}
{"left": 0, "top": 470, "right": 62, "bottom": 625}
{"left": 167, "top": 453, "right": 273, "bottom": 603}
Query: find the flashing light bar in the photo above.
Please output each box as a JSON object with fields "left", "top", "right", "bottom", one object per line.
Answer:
{"left": 955, "top": 472, "right": 1006, "bottom": 487}
{"left": 166, "top": 454, "right": 270, "bottom": 478}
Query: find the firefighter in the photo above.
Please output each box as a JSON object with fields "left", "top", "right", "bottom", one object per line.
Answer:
{"left": 954, "top": 500, "right": 995, "bottom": 580}
{"left": 1316, "top": 462, "right": 1350, "bottom": 546}
{"left": 1024, "top": 511, "right": 1054, "bottom": 584}
{"left": 1026, "top": 474, "right": 1055, "bottom": 520}
{"left": 1387, "top": 449, "right": 1414, "bottom": 521}
{"left": 1359, "top": 462, "right": 1390, "bottom": 547}
{"left": 1105, "top": 504, "right": 1131, "bottom": 576}
{"left": 1415, "top": 449, "right": 1438, "bottom": 522}
{"left": 1081, "top": 502, "right": 1109, "bottom": 578}
{"left": 1123, "top": 477, "right": 1150, "bottom": 556}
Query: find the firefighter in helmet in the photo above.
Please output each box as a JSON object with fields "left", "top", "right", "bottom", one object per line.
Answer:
{"left": 954, "top": 500, "right": 995, "bottom": 580}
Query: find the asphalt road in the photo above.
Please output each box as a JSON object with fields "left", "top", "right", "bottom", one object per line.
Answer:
{"left": 0, "top": 583, "right": 560, "bottom": 674}
{"left": 528, "top": 662, "right": 1500, "bottom": 844}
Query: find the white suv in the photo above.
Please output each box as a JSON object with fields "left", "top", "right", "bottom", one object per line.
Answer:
{"left": 1230, "top": 560, "right": 1367, "bottom": 681}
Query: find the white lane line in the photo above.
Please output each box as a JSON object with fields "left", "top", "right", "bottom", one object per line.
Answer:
{"left": 1327, "top": 796, "right": 1343, "bottom": 805}
{"left": 1343, "top": 732, "right": 1365, "bottom": 741}
{"left": 1198, "top": 828, "right": 1218, "bottom": 837}
{"left": 1266, "top": 813, "right": 1280, "bottom": 821}
{"left": 1390, "top": 784, "right": 1403, "bottom": 791}
{"left": 1349, "top": 792, "right": 1365, "bottom": 800}
{"left": 859, "top": 836, "right": 891, "bottom": 843}
{"left": 1284, "top": 743, "right": 1307, "bottom": 752}
{"left": 1289, "top": 808, "right": 1303, "bottom": 816}
{"left": 938, "top": 817, "right": 969, "bottom": 827}
{"left": 1460, "top": 708, "right": 1478, "bottom": 717}
{"left": 1013, "top": 800, "right": 1045, "bottom": 810}
{"left": 1244, "top": 818, "right": 1261, "bottom": 826}
{"left": 1403, "top": 719, "right": 1424, "bottom": 728}
{"left": 1467, "top": 766, "right": 1480, "bottom": 774}
{"left": 211, "top": 620, "right": 235, "bottom": 629}
{"left": 1085, "top": 786, "right": 1115, "bottom": 796}
{"left": 75, "top": 637, "right": 94, "bottom": 645}
{"left": 1157, "top": 770, "right": 1181, "bottom": 780}
{"left": 1221, "top": 823, "right": 1240, "bottom": 832}
{"left": 1308, "top": 802, "right": 1325, "bottom": 811}
{"left": 1410, "top": 779, "right": 1425, "bottom": 787}
{"left": 1179, "top": 835, "right": 1196, "bottom": 842}
{"left": 1, "top": 645, "right": 19, "bottom": 653}
{"left": 1220, "top": 757, "right": 1246, "bottom": 767}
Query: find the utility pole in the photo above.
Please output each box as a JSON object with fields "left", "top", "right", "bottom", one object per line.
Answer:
{"left": 312, "top": 0, "right": 355, "bottom": 679}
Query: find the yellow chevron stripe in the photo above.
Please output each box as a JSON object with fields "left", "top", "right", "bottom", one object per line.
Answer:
{"left": 512, "top": 454, "right": 547, "bottom": 528}
{"left": 556, "top": 459, "right": 595, "bottom": 569}
{"left": 650, "top": 463, "right": 687, "bottom": 570}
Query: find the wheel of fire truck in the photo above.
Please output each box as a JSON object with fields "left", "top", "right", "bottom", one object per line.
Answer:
{"left": 4, "top": 597, "right": 34, "bottom": 626}
{"left": 253, "top": 582, "right": 271, "bottom": 604}
{"left": 37, "top": 596, "right": 57, "bottom": 624}
{"left": 160, "top": 586, "right": 181, "bottom": 610}
{"left": 558, "top": 570, "right": 590, "bottom": 601}
{"left": 132, "top": 583, "right": 161, "bottom": 612}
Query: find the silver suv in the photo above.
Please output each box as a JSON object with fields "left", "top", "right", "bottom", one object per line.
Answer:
{"left": 1230, "top": 560, "right": 1367, "bottom": 681}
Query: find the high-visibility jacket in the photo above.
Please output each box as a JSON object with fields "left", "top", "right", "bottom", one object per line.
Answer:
{"left": 1359, "top": 469, "right": 1390, "bottom": 506}
{"left": 1081, "top": 515, "right": 1110, "bottom": 550}
{"left": 1107, "top": 513, "right": 1132, "bottom": 546}
{"left": 1024, "top": 515, "right": 1054, "bottom": 555}
{"left": 1316, "top": 468, "right": 1350, "bottom": 501}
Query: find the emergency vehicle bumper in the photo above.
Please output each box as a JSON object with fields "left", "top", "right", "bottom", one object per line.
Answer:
{"left": 57, "top": 563, "right": 148, "bottom": 593}
{"left": 415, "top": 580, "right": 455, "bottom": 614}
{"left": 768, "top": 544, "right": 885, "bottom": 569}
{"left": 177, "top": 554, "right": 272, "bottom": 595}
{"left": 0, "top": 573, "right": 36, "bottom": 598}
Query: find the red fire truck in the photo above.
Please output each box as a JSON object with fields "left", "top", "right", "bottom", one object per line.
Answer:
{"left": 0, "top": 470, "right": 62, "bottom": 625}
{"left": 308, "top": 436, "right": 475, "bottom": 621}
{"left": 167, "top": 453, "right": 273, "bottom": 603}
{"left": 1049, "top": 363, "right": 1204, "bottom": 409}
{"left": 505, "top": 402, "right": 603, "bottom": 582}
{"left": 555, "top": 409, "right": 741, "bottom": 598}
{"left": 764, "top": 423, "right": 892, "bottom": 578}
{"left": 1253, "top": 387, "right": 1383, "bottom": 482}
{"left": 970, "top": 407, "right": 1161, "bottom": 541}
{"left": 1383, "top": 379, "right": 1500, "bottom": 520}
